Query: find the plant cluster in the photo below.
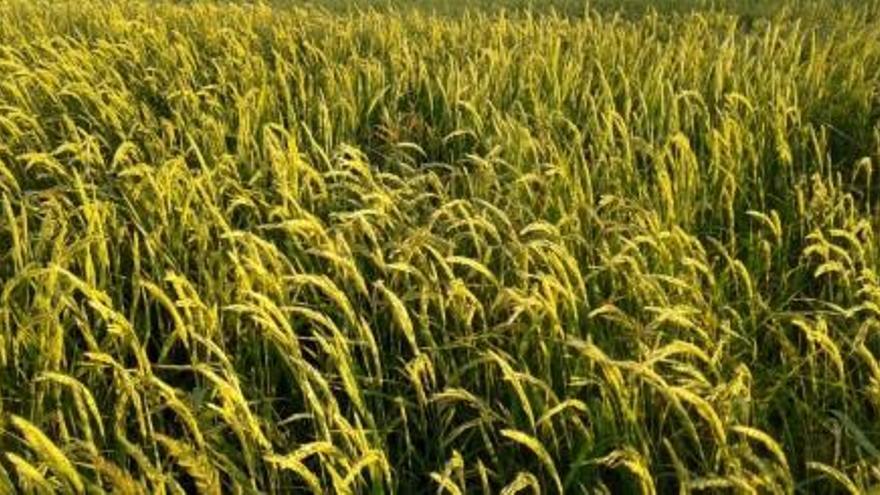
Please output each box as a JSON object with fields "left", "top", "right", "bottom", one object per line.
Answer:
{"left": 0, "top": 0, "right": 879, "bottom": 492}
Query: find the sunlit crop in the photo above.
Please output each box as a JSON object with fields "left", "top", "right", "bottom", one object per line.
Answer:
{"left": 0, "top": 0, "right": 879, "bottom": 493}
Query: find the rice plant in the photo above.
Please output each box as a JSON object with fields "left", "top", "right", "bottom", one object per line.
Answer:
{"left": 0, "top": 0, "right": 879, "bottom": 492}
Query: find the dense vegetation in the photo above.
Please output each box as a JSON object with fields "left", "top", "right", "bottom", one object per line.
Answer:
{"left": 278, "top": 0, "right": 841, "bottom": 18}
{"left": 1, "top": 0, "right": 879, "bottom": 492}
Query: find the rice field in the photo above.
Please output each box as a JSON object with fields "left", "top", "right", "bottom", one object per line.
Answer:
{"left": 0, "top": 0, "right": 879, "bottom": 493}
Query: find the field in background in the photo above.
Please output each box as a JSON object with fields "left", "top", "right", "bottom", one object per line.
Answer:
{"left": 275, "top": 0, "right": 865, "bottom": 20}
{"left": 0, "top": 0, "right": 879, "bottom": 493}
{"left": 282, "top": 0, "right": 767, "bottom": 16}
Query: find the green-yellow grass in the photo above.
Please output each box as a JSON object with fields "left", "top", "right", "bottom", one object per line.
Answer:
{"left": 0, "top": 0, "right": 879, "bottom": 492}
